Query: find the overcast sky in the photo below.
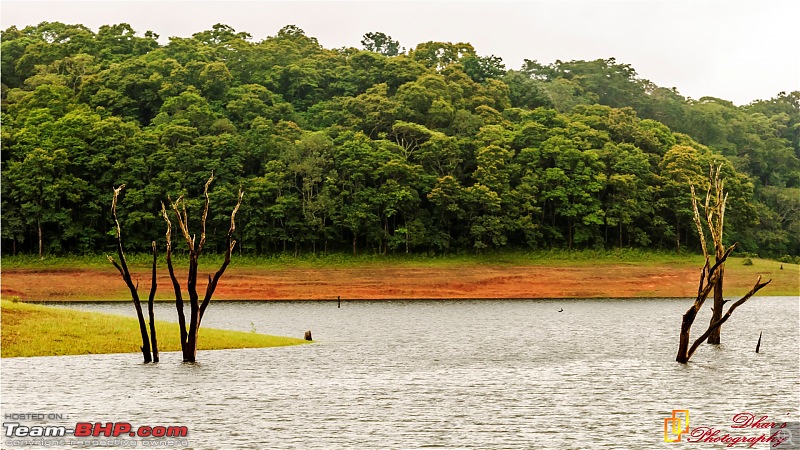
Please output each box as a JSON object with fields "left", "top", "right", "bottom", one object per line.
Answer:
{"left": 2, "top": 0, "right": 798, "bottom": 106}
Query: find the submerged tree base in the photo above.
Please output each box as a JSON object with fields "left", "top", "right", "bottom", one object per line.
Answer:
{"left": 0, "top": 300, "right": 308, "bottom": 358}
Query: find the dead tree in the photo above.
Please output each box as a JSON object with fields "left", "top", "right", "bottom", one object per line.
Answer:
{"left": 676, "top": 167, "right": 771, "bottom": 363}
{"left": 691, "top": 165, "right": 728, "bottom": 344}
{"left": 161, "top": 173, "right": 243, "bottom": 363}
{"left": 107, "top": 185, "right": 159, "bottom": 363}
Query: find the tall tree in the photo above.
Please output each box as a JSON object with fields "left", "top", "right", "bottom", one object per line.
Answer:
{"left": 3, "top": 148, "right": 84, "bottom": 258}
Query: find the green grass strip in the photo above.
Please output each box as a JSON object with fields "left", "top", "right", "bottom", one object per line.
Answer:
{"left": 1, "top": 249, "right": 708, "bottom": 270}
{"left": 1, "top": 300, "right": 309, "bottom": 358}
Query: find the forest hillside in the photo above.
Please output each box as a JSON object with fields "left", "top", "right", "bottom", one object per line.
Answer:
{"left": 2, "top": 23, "right": 798, "bottom": 258}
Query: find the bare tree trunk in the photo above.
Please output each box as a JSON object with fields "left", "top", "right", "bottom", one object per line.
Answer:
{"left": 708, "top": 266, "right": 724, "bottom": 344}
{"left": 162, "top": 209, "right": 188, "bottom": 355}
{"left": 107, "top": 185, "right": 154, "bottom": 363}
{"left": 148, "top": 241, "right": 159, "bottom": 363}
{"left": 677, "top": 306, "right": 698, "bottom": 363}
{"left": 185, "top": 244, "right": 201, "bottom": 363}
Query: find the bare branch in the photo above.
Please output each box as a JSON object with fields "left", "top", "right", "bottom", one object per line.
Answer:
{"left": 718, "top": 191, "right": 728, "bottom": 247}
{"left": 169, "top": 195, "right": 193, "bottom": 250}
{"left": 707, "top": 243, "right": 737, "bottom": 283}
{"left": 198, "top": 172, "right": 214, "bottom": 255}
{"left": 110, "top": 185, "right": 131, "bottom": 277}
{"left": 706, "top": 165, "right": 727, "bottom": 253}
{"left": 111, "top": 184, "right": 125, "bottom": 232}
{"left": 162, "top": 201, "right": 187, "bottom": 345}
{"left": 109, "top": 185, "right": 134, "bottom": 288}
{"left": 696, "top": 258, "right": 709, "bottom": 298}
{"left": 691, "top": 185, "right": 708, "bottom": 260}
{"left": 107, "top": 255, "right": 124, "bottom": 277}
{"left": 161, "top": 202, "right": 171, "bottom": 252}
{"left": 182, "top": 201, "right": 190, "bottom": 248}
{"left": 199, "top": 188, "right": 244, "bottom": 324}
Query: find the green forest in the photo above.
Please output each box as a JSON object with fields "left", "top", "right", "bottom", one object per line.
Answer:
{"left": 2, "top": 23, "right": 799, "bottom": 258}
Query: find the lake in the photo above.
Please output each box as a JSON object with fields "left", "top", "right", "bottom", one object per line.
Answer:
{"left": 2, "top": 297, "right": 798, "bottom": 449}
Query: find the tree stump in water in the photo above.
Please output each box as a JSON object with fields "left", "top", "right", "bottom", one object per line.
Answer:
{"left": 304, "top": 330, "right": 313, "bottom": 341}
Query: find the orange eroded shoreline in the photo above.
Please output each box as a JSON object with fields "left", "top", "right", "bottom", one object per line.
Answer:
{"left": 0, "top": 264, "right": 765, "bottom": 301}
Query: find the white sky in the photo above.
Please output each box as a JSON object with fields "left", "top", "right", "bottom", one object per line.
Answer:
{"left": 2, "top": 0, "right": 798, "bottom": 106}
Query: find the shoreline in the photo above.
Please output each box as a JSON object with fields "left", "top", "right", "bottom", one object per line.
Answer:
{"left": 3, "top": 257, "right": 797, "bottom": 301}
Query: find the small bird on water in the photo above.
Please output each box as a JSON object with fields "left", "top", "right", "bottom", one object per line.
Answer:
{"left": 558, "top": 308, "right": 564, "bottom": 312}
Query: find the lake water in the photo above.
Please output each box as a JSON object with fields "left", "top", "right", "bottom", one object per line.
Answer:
{"left": 2, "top": 297, "right": 798, "bottom": 449}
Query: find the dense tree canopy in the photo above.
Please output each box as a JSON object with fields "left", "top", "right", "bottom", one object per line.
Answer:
{"left": 2, "top": 22, "right": 798, "bottom": 257}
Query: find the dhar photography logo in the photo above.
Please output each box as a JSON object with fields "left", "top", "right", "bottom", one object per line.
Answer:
{"left": 664, "top": 409, "right": 690, "bottom": 442}
{"left": 663, "top": 409, "right": 798, "bottom": 448}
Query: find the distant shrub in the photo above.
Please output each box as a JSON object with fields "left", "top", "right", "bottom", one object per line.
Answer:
{"left": 777, "top": 255, "right": 800, "bottom": 264}
{"left": 742, "top": 258, "right": 753, "bottom": 266}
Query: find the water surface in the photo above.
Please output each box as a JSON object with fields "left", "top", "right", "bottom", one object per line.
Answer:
{"left": 2, "top": 297, "right": 798, "bottom": 449}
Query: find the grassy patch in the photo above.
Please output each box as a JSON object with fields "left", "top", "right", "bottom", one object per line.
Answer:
{"left": 1, "top": 300, "right": 308, "bottom": 358}
{"left": 723, "top": 256, "right": 800, "bottom": 296}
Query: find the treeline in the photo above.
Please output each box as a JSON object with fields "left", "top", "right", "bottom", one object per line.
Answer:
{"left": 1, "top": 23, "right": 798, "bottom": 257}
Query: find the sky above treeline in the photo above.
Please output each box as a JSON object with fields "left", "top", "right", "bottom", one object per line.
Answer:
{"left": 2, "top": 0, "right": 798, "bottom": 106}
